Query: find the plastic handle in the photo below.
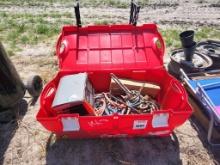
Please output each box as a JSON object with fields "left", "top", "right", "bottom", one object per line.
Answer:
{"left": 171, "top": 80, "right": 186, "bottom": 109}
{"left": 40, "top": 83, "right": 56, "bottom": 106}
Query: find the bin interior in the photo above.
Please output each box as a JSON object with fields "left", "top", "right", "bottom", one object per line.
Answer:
{"left": 38, "top": 68, "right": 189, "bottom": 119}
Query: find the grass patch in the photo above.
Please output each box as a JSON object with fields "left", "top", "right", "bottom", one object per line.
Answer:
{"left": 160, "top": 27, "right": 220, "bottom": 49}
{"left": 94, "top": 19, "right": 116, "bottom": 25}
{"left": 161, "top": 29, "right": 181, "bottom": 48}
{"left": 35, "top": 24, "right": 50, "bottom": 34}
{"left": 0, "top": 0, "right": 150, "bottom": 8}
{"left": 0, "top": 11, "right": 66, "bottom": 50}
{"left": 17, "top": 23, "right": 26, "bottom": 33}
{"left": 196, "top": 27, "right": 220, "bottom": 41}
{"left": 0, "top": 1, "right": 219, "bottom": 53}
{"left": 7, "top": 30, "right": 20, "bottom": 41}
{"left": 20, "top": 35, "right": 29, "bottom": 44}
{"left": 80, "top": 0, "right": 149, "bottom": 8}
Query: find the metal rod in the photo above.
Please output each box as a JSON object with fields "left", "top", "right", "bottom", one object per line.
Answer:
{"left": 129, "top": 0, "right": 134, "bottom": 24}
{"left": 129, "top": 0, "right": 140, "bottom": 26}
{"left": 74, "top": 0, "right": 82, "bottom": 27}
{"left": 110, "top": 73, "right": 132, "bottom": 95}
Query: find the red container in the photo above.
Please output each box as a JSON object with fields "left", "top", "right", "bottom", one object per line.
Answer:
{"left": 37, "top": 24, "right": 192, "bottom": 138}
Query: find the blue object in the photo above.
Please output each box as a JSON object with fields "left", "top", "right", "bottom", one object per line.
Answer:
{"left": 181, "top": 69, "right": 220, "bottom": 147}
{"left": 188, "top": 77, "right": 220, "bottom": 107}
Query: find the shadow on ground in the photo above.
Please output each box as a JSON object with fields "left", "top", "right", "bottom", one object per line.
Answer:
{"left": 190, "top": 117, "right": 220, "bottom": 164}
{"left": 0, "top": 99, "right": 28, "bottom": 165}
{"left": 188, "top": 96, "right": 220, "bottom": 164}
{"left": 46, "top": 134, "right": 180, "bottom": 165}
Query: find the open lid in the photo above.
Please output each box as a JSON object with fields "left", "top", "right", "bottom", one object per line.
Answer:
{"left": 56, "top": 24, "right": 165, "bottom": 72}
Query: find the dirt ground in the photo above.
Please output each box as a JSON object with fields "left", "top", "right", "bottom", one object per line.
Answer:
{"left": 0, "top": 0, "right": 220, "bottom": 165}
{"left": 0, "top": 0, "right": 220, "bottom": 27}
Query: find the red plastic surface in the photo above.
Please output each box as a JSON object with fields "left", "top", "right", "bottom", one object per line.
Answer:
{"left": 56, "top": 24, "right": 164, "bottom": 72}
{"left": 37, "top": 24, "right": 192, "bottom": 138}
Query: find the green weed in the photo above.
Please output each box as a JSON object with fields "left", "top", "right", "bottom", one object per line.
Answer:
{"left": 0, "top": 1, "right": 218, "bottom": 54}
{"left": 17, "top": 23, "right": 25, "bottom": 33}
{"left": 160, "top": 27, "right": 220, "bottom": 49}
{"left": 35, "top": 24, "right": 50, "bottom": 34}
{"left": 94, "top": 19, "right": 112, "bottom": 25}
{"left": 160, "top": 29, "right": 181, "bottom": 48}
{"left": 20, "top": 35, "right": 29, "bottom": 44}
{"left": 0, "top": 0, "right": 149, "bottom": 8}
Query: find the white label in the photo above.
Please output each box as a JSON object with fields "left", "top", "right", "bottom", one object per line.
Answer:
{"left": 133, "top": 120, "right": 148, "bottom": 130}
{"left": 152, "top": 113, "right": 169, "bottom": 128}
{"left": 61, "top": 117, "right": 80, "bottom": 131}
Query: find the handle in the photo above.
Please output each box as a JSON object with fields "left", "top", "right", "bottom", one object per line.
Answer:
{"left": 74, "top": 0, "right": 82, "bottom": 27}
{"left": 40, "top": 82, "right": 56, "bottom": 107}
{"left": 171, "top": 80, "right": 187, "bottom": 109}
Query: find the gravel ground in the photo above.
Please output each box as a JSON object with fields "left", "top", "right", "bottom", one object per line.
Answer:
{"left": 0, "top": 97, "right": 219, "bottom": 165}
{"left": 0, "top": 0, "right": 220, "bottom": 27}
{"left": 0, "top": 0, "right": 220, "bottom": 165}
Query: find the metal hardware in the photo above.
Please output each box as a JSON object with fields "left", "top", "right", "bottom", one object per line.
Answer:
{"left": 74, "top": 0, "right": 82, "bottom": 27}
{"left": 94, "top": 74, "right": 159, "bottom": 116}
{"left": 94, "top": 97, "right": 106, "bottom": 116}
{"left": 110, "top": 73, "right": 132, "bottom": 96}
{"left": 129, "top": 0, "right": 141, "bottom": 26}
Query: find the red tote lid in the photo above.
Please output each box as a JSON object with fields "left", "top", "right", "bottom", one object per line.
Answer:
{"left": 56, "top": 24, "right": 165, "bottom": 72}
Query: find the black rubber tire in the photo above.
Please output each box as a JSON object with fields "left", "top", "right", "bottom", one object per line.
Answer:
{"left": 26, "top": 75, "right": 43, "bottom": 97}
{"left": 168, "top": 49, "right": 213, "bottom": 78}
{"left": 197, "top": 40, "right": 220, "bottom": 69}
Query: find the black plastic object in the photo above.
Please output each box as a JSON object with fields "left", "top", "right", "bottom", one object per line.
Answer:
{"left": 180, "top": 30, "right": 195, "bottom": 47}
{"left": 183, "top": 42, "right": 196, "bottom": 61}
{"left": 179, "top": 30, "right": 196, "bottom": 62}
{"left": 129, "top": 0, "right": 140, "bottom": 26}
{"left": 168, "top": 49, "right": 213, "bottom": 78}
{"left": 26, "top": 75, "right": 43, "bottom": 97}
{"left": 197, "top": 40, "right": 220, "bottom": 68}
{"left": 74, "top": 0, "right": 81, "bottom": 27}
{"left": 0, "top": 42, "right": 25, "bottom": 110}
